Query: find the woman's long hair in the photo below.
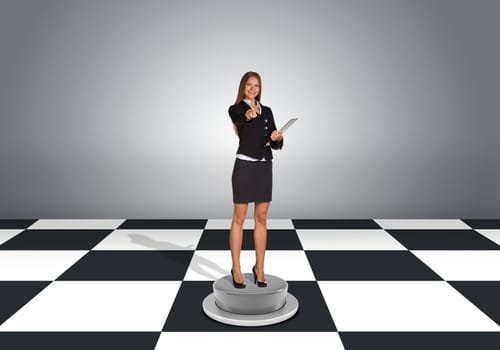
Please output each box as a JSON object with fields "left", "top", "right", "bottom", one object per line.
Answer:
{"left": 232, "top": 71, "right": 262, "bottom": 135}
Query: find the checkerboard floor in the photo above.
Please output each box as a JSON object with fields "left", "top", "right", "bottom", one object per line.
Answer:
{"left": 1, "top": 219, "right": 499, "bottom": 349}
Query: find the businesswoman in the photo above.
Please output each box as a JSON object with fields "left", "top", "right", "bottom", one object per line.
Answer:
{"left": 228, "top": 71, "right": 283, "bottom": 288}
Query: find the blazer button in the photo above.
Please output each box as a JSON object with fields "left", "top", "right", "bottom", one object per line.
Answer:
{"left": 264, "top": 126, "right": 268, "bottom": 130}
{"left": 265, "top": 119, "right": 268, "bottom": 122}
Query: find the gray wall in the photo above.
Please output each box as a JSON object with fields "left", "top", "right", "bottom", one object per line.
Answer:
{"left": 0, "top": 0, "right": 499, "bottom": 219}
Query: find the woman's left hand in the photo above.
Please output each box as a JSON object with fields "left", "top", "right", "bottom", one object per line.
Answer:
{"left": 270, "top": 130, "right": 283, "bottom": 142}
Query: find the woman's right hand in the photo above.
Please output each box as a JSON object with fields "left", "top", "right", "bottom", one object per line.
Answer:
{"left": 245, "top": 106, "right": 258, "bottom": 120}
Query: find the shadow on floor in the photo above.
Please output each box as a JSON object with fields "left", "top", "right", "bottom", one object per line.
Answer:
{"left": 127, "top": 233, "right": 228, "bottom": 280}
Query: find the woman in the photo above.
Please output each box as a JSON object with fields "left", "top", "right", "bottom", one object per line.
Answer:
{"left": 228, "top": 71, "right": 283, "bottom": 288}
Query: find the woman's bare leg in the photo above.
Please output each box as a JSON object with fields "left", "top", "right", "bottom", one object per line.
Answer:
{"left": 230, "top": 203, "right": 248, "bottom": 283}
{"left": 254, "top": 201, "right": 270, "bottom": 281}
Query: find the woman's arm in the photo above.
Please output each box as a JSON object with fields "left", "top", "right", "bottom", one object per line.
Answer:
{"left": 270, "top": 132, "right": 284, "bottom": 150}
{"left": 269, "top": 108, "right": 284, "bottom": 150}
{"left": 229, "top": 103, "right": 257, "bottom": 125}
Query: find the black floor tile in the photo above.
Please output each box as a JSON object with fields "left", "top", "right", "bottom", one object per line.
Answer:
{"left": 196, "top": 229, "right": 303, "bottom": 250}
{"left": 339, "top": 332, "right": 500, "bottom": 350}
{"left": 0, "top": 219, "right": 37, "bottom": 229}
{"left": 387, "top": 230, "right": 499, "bottom": 250}
{"left": 449, "top": 281, "right": 500, "bottom": 326}
{"left": 292, "top": 219, "right": 381, "bottom": 229}
{"left": 57, "top": 251, "right": 193, "bottom": 280}
{"left": 0, "top": 230, "right": 113, "bottom": 250}
{"left": 306, "top": 251, "right": 442, "bottom": 280}
{"left": 0, "top": 332, "right": 160, "bottom": 350}
{"left": 118, "top": 220, "right": 207, "bottom": 229}
{"left": 163, "top": 281, "right": 335, "bottom": 331}
{"left": 462, "top": 219, "right": 500, "bottom": 229}
{"left": 0, "top": 281, "right": 51, "bottom": 325}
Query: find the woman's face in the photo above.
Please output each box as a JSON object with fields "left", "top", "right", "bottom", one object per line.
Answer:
{"left": 244, "top": 76, "right": 260, "bottom": 100}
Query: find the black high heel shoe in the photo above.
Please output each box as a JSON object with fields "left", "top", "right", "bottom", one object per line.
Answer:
{"left": 231, "top": 269, "right": 246, "bottom": 289}
{"left": 252, "top": 265, "right": 267, "bottom": 287}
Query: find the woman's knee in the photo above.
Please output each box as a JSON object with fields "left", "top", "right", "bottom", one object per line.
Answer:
{"left": 232, "top": 215, "right": 245, "bottom": 227}
{"left": 254, "top": 202, "right": 269, "bottom": 225}
{"left": 232, "top": 204, "right": 248, "bottom": 226}
{"left": 254, "top": 212, "right": 267, "bottom": 226}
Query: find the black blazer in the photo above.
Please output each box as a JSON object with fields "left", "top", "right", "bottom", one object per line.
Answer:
{"left": 229, "top": 101, "right": 283, "bottom": 160}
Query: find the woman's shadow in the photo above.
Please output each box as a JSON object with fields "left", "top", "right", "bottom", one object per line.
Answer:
{"left": 127, "top": 233, "right": 228, "bottom": 280}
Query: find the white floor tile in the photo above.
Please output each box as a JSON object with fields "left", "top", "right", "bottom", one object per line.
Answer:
{"left": 0, "top": 229, "right": 24, "bottom": 245}
{"left": 296, "top": 229, "right": 406, "bottom": 250}
{"left": 0, "top": 281, "right": 180, "bottom": 331}
{"left": 183, "top": 250, "right": 229, "bottom": 281}
{"left": 184, "top": 250, "right": 315, "bottom": 281}
{"left": 374, "top": 219, "right": 470, "bottom": 230}
{"left": 204, "top": 220, "right": 233, "bottom": 229}
{"left": 155, "top": 332, "right": 345, "bottom": 350}
{"left": 318, "top": 281, "right": 500, "bottom": 331}
{"left": 92, "top": 229, "right": 203, "bottom": 250}
{"left": 0, "top": 250, "right": 88, "bottom": 281}
{"left": 411, "top": 250, "right": 500, "bottom": 281}
{"left": 476, "top": 229, "right": 500, "bottom": 246}
{"left": 205, "top": 219, "right": 294, "bottom": 230}
{"left": 28, "top": 219, "right": 125, "bottom": 230}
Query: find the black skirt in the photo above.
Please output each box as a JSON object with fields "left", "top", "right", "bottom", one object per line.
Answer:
{"left": 232, "top": 158, "right": 273, "bottom": 203}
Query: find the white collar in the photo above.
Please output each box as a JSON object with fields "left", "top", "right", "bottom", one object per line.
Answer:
{"left": 243, "top": 99, "right": 260, "bottom": 107}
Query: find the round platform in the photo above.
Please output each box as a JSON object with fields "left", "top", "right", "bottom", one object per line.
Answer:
{"left": 202, "top": 273, "right": 299, "bottom": 326}
{"left": 202, "top": 292, "right": 299, "bottom": 327}
{"left": 213, "top": 273, "right": 288, "bottom": 314}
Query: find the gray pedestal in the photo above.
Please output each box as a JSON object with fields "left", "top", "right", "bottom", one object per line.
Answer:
{"left": 202, "top": 273, "right": 299, "bottom": 327}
